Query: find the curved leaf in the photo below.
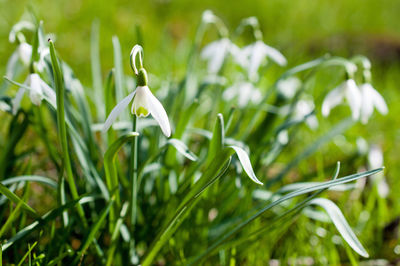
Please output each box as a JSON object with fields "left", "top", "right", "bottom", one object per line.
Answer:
{"left": 230, "top": 146, "right": 263, "bottom": 185}
{"left": 167, "top": 139, "right": 198, "bottom": 161}
{"left": 308, "top": 198, "right": 369, "bottom": 257}
{"left": 2, "top": 175, "right": 57, "bottom": 188}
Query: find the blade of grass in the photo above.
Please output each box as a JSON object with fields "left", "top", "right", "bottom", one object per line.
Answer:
{"left": 308, "top": 198, "right": 369, "bottom": 257}
{"left": 0, "top": 198, "right": 23, "bottom": 238}
{"left": 2, "top": 175, "right": 57, "bottom": 188}
{"left": 91, "top": 19, "right": 104, "bottom": 120}
{"left": 189, "top": 167, "right": 383, "bottom": 264}
{"left": 205, "top": 114, "right": 224, "bottom": 166}
{"left": 48, "top": 40, "right": 87, "bottom": 227}
{"left": 267, "top": 117, "right": 354, "bottom": 187}
{"left": 112, "top": 36, "right": 126, "bottom": 116}
{"left": 1, "top": 196, "right": 99, "bottom": 252}
{"left": 141, "top": 149, "right": 233, "bottom": 266}
{"left": 104, "top": 132, "right": 139, "bottom": 232}
{"left": 76, "top": 199, "right": 114, "bottom": 263}
{"left": 0, "top": 183, "right": 37, "bottom": 218}
{"left": 46, "top": 249, "right": 73, "bottom": 266}
{"left": 17, "top": 242, "right": 37, "bottom": 266}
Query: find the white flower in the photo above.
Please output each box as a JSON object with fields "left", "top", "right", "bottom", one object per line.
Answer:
{"left": 360, "top": 83, "right": 388, "bottom": 124}
{"left": 368, "top": 145, "right": 389, "bottom": 198}
{"left": 6, "top": 43, "right": 32, "bottom": 78}
{"left": 295, "top": 99, "right": 319, "bottom": 130}
{"left": 201, "top": 38, "right": 239, "bottom": 74}
{"left": 18, "top": 43, "right": 32, "bottom": 66}
{"left": 321, "top": 79, "right": 362, "bottom": 120}
{"left": 12, "top": 73, "right": 56, "bottom": 114}
{"left": 223, "top": 81, "right": 262, "bottom": 107}
{"left": 277, "top": 77, "right": 301, "bottom": 99}
{"left": 102, "top": 85, "right": 171, "bottom": 137}
{"left": 238, "top": 40, "right": 287, "bottom": 80}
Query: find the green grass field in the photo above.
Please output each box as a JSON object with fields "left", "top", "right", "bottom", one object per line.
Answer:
{"left": 0, "top": 0, "right": 399, "bottom": 265}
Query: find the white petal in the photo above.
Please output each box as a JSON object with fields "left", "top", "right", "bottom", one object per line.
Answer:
{"left": 322, "top": 85, "right": 344, "bottom": 117}
{"left": 263, "top": 43, "right": 287, "bottom": 66}
{"left": 360, "top": 84, "right": 374, "bottom": 124}
{"left": 277, "top": 77, "right": 301, "bottom": 99}
{"left": 248, "top": 41, "right": 267, "bottom": 79}
{"left": 201, "top": 39, "right": 229, "bottom": 74}
{"left": 102, "top": 90, "right": 136, "bottom": 132}
{"left": 368, "top": 145, "right": 383, "bottom": 169}
{"left": 344, "top": 79, "right": 361, "bottom": 120}
{"left": 230, "top": 43, "right": 247, "bottom": 68}
{"left": 145, "top": 87, "right": 171, "bottom": 137}
{"left": 306, "top": 115, "right": 319, "bottom": 130}
{"left": 12, "top": 87, "right": 26, "bottom": 115}
{"left": 131, "top": 86, "right": 150, "bottom": 117}
{"left": 38, "top": 76, "right": 57, "bottom": 107}
{"left": 238, "top": 82, "right": 254, "bottom": 107}
{"left": 29, "top": 74, "right": 44, "bottom": 106}
{"left": 222, "top": 85, "right": 237, "bottom": 101}
{"left": 367, "top": 84, "right": 388, "bottom": 115}
{"left": 18, "top": 43, "right": 32, "bottom": 66}
{"left": 201, "top": 40, "right": 221, "bottom": 59}
{"left": 6, "top": 51, "right": 19, "bottom": 78}
{"left": 230, "top": 146, "right": 263, "bottom": 185}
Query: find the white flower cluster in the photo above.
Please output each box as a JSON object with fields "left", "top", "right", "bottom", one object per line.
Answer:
{"left": 322, "top": 77, "right": 387, "bottom": 124}
{"left": 199, "top": 11, "right": 287, "bottom": 109}
{"left": 6, "top": 20, "right": 55, "bottom": 114}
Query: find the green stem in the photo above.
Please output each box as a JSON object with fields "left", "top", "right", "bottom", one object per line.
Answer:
{"left": 49, "top": 40, "right": 87, "bottom": 227}
{"left": 130, "top": 116, "right": 138, "bottom": 228}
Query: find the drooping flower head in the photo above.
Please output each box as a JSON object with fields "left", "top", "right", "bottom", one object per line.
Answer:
{"left": 321, "top": 62, "right": 362, "bottom": 120}
{"left": 233, "top": 17, "right": 287, "bottom": 81}
{"left": 102, "top": 45, "right": 171, "bottom": 137}
{"left": 12, "top": 73, "right": 56, "bottom": 114}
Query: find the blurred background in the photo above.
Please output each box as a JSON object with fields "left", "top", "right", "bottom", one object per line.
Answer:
{"left": 1, "top": 0, "right": 399, "bottom": 262}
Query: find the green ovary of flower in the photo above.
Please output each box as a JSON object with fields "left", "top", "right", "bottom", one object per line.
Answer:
{"left": 136, "top": 106, "right": 149, "bottom": 117}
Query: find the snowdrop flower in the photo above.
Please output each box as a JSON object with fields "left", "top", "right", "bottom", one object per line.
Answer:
{"left": 277, "top": 77, "right": 301, "bottom": 99}
{"left": 199, "top": 10, "right": 236, "bottom": 74}
{"left": 359, "top": 83, "right": 388, "bottom": 124}
{"left": 321, "top": 79, "right": 362, "bottom": 120}
{"left": 12, "top": 73, "right": 56, "bottom": 114}
{"left": 102, "top": 45, "right": 171, "bottom": 137}
{"left": 201, "top": 38, "right": 239, "bottom": 74}
{"left": 295, "top": 99, "right": 319, "bottom": 130}
{"left": 238, "top": 40, "right": 287, "bottom": 81}
{"left": 6, "top": 43, "right": 32, "bottom": 78}
{"left": 223, "top": 81, "right": 262, "bottom": 107}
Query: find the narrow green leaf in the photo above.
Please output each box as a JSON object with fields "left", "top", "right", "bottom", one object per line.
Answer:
{"left": 104, "top": 132, "right": 139, "bottom": 231}
{"left": 1, "top": 196, "right": 97, "bottom": 251}
{"left": 46, "top": 250, "right": 73, "bottom": 266}
{"left": 0, "top": 183, "right": 37, "bottom": 217}
{"left": 49, "top": 40, "right": 87, "bottom": 226}
{"left": 167, "top": 139, "right": 198, "bottom": 161}
{"left": 91, "top": 20, "right": 104, "bottom": 120}
{"left": 308, "top": 198, "right": 369, "bottom": 257}
{"left": 79, "top": 199, "right": 113, "bottom": 255}
{"left": 190, "top": 167, "right": 383, "bottom": 264}
{"left": 17, "top": 242, "right": 37, "bottom": 266}
{"left": 2, "top": 175, "right": 57, "bottom": 188}
{"left": 230, "top": 146, "right": 263, "bottom": 185}
{"left": 0, "top": 198, "right": 23, "bottom": 238}
{"left": 112, "top": 36, "right": 125, "bottom": 107}
{"left": 142, "top": 149, "right": 233, "bottom": 266}
{"left": 268, "top": 118, "right": 354, "bottom": 186}
{"left": 206, "top": 113, "right": 224, "bottom": 166}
